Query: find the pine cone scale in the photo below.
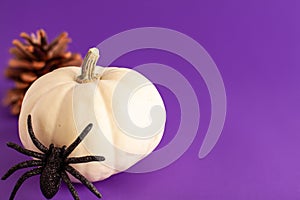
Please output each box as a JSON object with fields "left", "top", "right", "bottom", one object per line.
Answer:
{"left": 15, "top": 81, "right": 30, "bottom": 89}
{"left": 20, "top": 72, "right": 37, "bottom": 82}
{"left": 8, "top": 59, "right": 33, "bottom": 69}
{"left": 13, "top": 40, "right": 37, "bottom": 60}
{"left": 32, "top": 61, "right": 45, "bottom": 70}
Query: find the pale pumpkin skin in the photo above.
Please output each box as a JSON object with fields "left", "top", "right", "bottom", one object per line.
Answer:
{"left": 18, "top": 48, "right": 166, "bottom": 182}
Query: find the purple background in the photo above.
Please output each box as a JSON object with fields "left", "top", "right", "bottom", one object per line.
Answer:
{"left": 0, "top": 0, "right": 299, "bottom": 199}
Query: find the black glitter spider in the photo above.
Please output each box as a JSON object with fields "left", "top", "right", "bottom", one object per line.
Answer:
{"left": 2, "top": 115, "right": 105, "bottom": 200}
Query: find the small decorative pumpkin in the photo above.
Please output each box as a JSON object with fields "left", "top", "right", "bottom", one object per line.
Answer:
{"left": 19, "top": 48, "right": 166, "bottom": 182}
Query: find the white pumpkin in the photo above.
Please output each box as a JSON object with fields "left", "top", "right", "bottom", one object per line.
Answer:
{"left": 19, "top": 48, "right": 166, "bottom": 182}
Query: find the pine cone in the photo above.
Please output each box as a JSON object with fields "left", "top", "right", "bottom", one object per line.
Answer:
{"left": 4, "top": 29, "right": 83, "bottom": 115}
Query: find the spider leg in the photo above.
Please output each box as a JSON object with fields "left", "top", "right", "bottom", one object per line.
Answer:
{"left": 9, "top": 167, "right": 42, "bottom": 200}
{"left": 2, "top": 160, "right": 43, "bottom": 180}
{"left": 61, "top": 171, "right": 80, "bottom": 200}
{"left": 63, "top": 124, "right": 93, "bottom": 157}
{"left": 7, "top": 142, "right": 44, "bottom": 159}
{"left": 27, "top": 115, "right": 48, "bottom": 153}
{"left": 65, "top": 165, "right": 102, "bottom": 198}
{"left": 66, "top": 156, "right": 105, "bottom": 164}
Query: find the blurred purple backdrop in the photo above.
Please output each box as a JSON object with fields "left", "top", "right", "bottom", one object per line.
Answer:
{"left": 0, "top": 0, "right": 300, "bottom": 199}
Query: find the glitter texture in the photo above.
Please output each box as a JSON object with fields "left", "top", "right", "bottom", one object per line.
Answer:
{"left": 2, "top": 115, "right": 105, "bottom": 200}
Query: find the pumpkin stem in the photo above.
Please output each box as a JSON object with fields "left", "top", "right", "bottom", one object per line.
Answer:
{"left": 76, "top": 47, "right": 99, "bottom": 83}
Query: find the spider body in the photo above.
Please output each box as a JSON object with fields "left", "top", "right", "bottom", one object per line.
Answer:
{"left": 40, "top": 145, "right": 65, "bottom": 199}
{"left": 2, "top": 115, "right": 105, "bottom": 200}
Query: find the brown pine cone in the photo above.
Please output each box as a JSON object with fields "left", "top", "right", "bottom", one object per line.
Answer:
{"left": 4, "top": 29, "right": 83, "bottom": 115}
